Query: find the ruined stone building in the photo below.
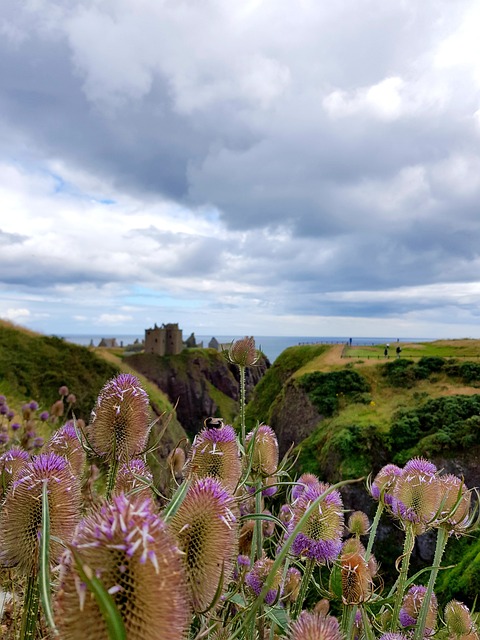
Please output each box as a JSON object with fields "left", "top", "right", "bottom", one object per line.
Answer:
{"left": 144, "top": 323, "right": 183, "bottom": 356}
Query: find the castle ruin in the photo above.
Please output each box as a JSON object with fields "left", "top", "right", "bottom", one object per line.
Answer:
{"left": 144, "top": 323, "right": 183, "bottom": 356}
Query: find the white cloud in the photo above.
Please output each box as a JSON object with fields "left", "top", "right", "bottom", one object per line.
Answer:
{"left": 1, "top": 308, "right": 31, "bottom": 321}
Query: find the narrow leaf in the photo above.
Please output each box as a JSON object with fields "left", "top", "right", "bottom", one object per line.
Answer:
{"left": 39, "top": 481, "right": 58, "bottom": 635}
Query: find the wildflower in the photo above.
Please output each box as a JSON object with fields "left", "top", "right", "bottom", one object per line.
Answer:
{"left": 233, "top": 554, "right": 251, "bottom": 580}
{"left": 347, "top": 511, "right": 370, "bottom": 537}
{"left": 185, "top": 424, "right": 241, "bottom": 491}
{"left": 168, "top": 447, "right": 186, "bottom": 477}
{"left": 0, "top": 432, "right": 8, "bottom": 444}
{"left": 245, "top": 425, "right": 279, "bottom": 477}
{"left": 51, "top": 399, "right": 65, "bottom": 419}
{"left": 340, "top": 539, "right": 372, "bottom": 604}
{"left": 437, "top": 474, "right": 472, "bottom": 533}
{"left": 378, "top": 635, "right": 409, "bottom": 640}
{"left": 32, "top": 436, "right": 44, "bottom": 448}
{"left": 58, "top": 385, "right": 69, "bottom": 396}
{"left": 55, "top": 494, "right": 189, "bottom": 640}
{"left": 67, "top": 393, "right": 76, "bottom": 405}
{"left": 444, "top": 600, "right": 478, "bottom": 638}
{"left": 245, "top": 557, "right": 282, "bottom": 605}
{"left": 371, "top": 464, "right": 403, "bottom": 505}
{"left": 39, "top": 411, "right": 49, "bottom": 421}
{"left": 114, "top": 458, "right": 153, "bottom": 500}
{"left": 89, "top": 373, "right": 151, "bottom": 462}
{"left": 6, "top": 409, "right": 14, "bottom": 420}
{"left": 292, "top": 473, "right": 322, "bottom": 501}
{"left": 283, "top": 567, "right": 302, "bottom": 604}
{"left": 392, "top": 458, "right": 442, "bottom": 534}
{"left": 0, "top": 447, "right": 30, "bottom": 497}
{"left": 29, "top": 400, "right": 39, "bottom": 411}
{"left": 290, "top": 482, "right": 344, "bottom": 564}
{"left": 46, "top": 421, "right": 86, "bottom": 477}
{"left": 0, "top": 453, "right": 81, "bottom": 575}
{"left": 11, "top": 422, "right": 21, "bottom": 431}
{"left": 224, "top": 336, "right": 261, "bottom": 367}
{"left": 399, "top": 585, "right": 437, "bottom": 632}
{"left": 170, "top": 477, "right": 238, "bottom": 611}
{"left": 288, "top": 611, "right": 342, "bottom": 640}
{"left": 0, "top": 405, "right": 8, "bottom": 416}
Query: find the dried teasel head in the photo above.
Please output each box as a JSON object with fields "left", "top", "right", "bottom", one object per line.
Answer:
{"left": 89, "top": 373, "right": 151, "bottom": 462}
{"left": 185, "top": 424, "right": 241, "bottom": 491}
{"left": 224, "top": 336, "right": 261, "bottom": 367}
{"left": 392, "top": 458, "right": 441, "bottom": 535}
{"left": 169, "top": 477, "right": 238, "bottom": 612}
{"left": 245, "top": 425, "right": 279, "bottom": 477}
{"left": 288, "top": 611, "right": 342, "bottom": 640}
{"left": 55, "top": 494, "right": 189, "bottom": 640}
{"left": 46, "top": 421, "right": 86, "bottom": 477}
{"left": 283, "top": 567, "right": 302, "bottom": 604}
{"left": 0, "top": 447, "right": 30, "bottom": 496}
{"left": 0, "top": 452, "right": 81, "bottom": 575}
{"left": 436, "top": 474, "right": 472, "bottom": 533}
{"left": 340, "top": 539, "right": 373, "bottom": 604}
{"left": 168, "top": 447, "right": 186, "bottom": 477}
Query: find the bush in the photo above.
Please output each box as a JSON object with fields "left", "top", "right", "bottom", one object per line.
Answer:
{"left": 298, "top": 369, "right": 370, "bottom": 417}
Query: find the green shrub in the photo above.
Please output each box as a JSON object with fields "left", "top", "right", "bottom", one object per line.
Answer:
{"left": 298, "top": 369, "right": 370, "bottom": 417}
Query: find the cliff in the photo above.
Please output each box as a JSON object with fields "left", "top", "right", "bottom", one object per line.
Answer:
{"left": 125, "top": 348, "right": 270, "bottom": 437}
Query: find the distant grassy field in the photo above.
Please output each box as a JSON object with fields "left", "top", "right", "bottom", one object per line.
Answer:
{"left": 343, "top": 339, "right": 480, "bottom": 360}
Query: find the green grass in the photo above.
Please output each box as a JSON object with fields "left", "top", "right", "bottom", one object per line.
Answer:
{"left": 344, "top": 339, "right": 480, "bottom": 360}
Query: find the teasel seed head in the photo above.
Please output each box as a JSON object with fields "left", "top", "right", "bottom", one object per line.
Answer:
{"left": 371, "top": 464, "right": 403, "bottom": 505}
{"left": 288, "top": 611, "right": 342, "bottom": 640}
{"left": 225, "top": 336, "right": 261, "bottom": 367}
{"left": 46, "top": 421, "right": 86, "bottom": 477}
{"left": 378, "top": 635, "right": 409, "bottom": 640}
{"left": 245, "top": 425, "right": 279, "bottom": 477}
{"left": 437, "top": 474, "right": 472, "bottom": 533}
{"left": 55, "top": 494, "right": 190, "bottom": 640}
{"left": 0, "top": 452, "right": 81, "bottom": 575}
{"left": 170, "top": 477, "right": 238, "bottom": 612}
{"left": 114, "top": 458, "right": 153, "bottom": 500}
{"left": 51, "top": 399, "right": 65, "bottom": 419}
{"left": 0, "top": 446, "right": 29, "bottom": 489}
{"left": 245, "top": 557, "right": 282, "bottom": 605}
{"left": 290, "top": 483, "right": 344, "bottom": 564}
{"left": 89, "top": 373, "right": 150, "bottom": 462}
{"left": 392, "top": 458, "right": 441, "bottom": 534}
{"left": 292, "top": 473, "right": 322, "bottom": 501}
{"left": 347, "top": 511, "right": 370, "bottom": 536}
{"left": 445, "top": 600, "right": 478, "bottom": 638}
{"left": 168, "top": 447, "right": 186, "bottom": 477}
{"left": 185, "top": 424, "right": 241, "bottom": 491}
{"left": 399, "top": 584, "right": 437, "bottom": 631}
{"left": 340, "top": 540, "right": 372, "bottom": 604}
{"left": 283, "top": 567, "right": 302, "bottom": 604}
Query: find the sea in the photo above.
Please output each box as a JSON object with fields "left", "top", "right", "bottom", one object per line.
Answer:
{"left": 62, "top": 334, "right": 427, "bottom": 365}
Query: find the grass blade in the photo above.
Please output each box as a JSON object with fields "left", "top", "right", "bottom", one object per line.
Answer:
{"left": 39, "top": 481, "right": 58, "bottom": 635}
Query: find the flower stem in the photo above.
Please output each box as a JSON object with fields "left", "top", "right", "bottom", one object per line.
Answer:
{"left": 390, "top": 523, "right": 416, "bottom": 631}
{"left": 239, "top": 365, "right": 246, "bottom": 446}
{"left": 293, "top": 558, "right": 315, "bottom": 619}
{"left": 20, "top": 573, "right": 39, "bottom": 640}
{"left": 365, "top": 501, "right": 384, "bottom": 561}
{"left": 412, "top": 526, "right": 449, "bottom": 640}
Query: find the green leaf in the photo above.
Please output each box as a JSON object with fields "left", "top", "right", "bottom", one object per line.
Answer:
{"left": 265, "top": 606, "right": 289, "bottom": 632}
{"left": 39, "top": 481, "right": 58, "bottom": 635}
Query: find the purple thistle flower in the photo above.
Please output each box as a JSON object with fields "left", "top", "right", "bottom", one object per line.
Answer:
{"left": 39, "top": 411, "right": 49, "bottom": 421}
{"left": 404, "top": 457, "right": 437, "bottom": 475}
{"left": 186, "top": 424, "right": 241, "bottom": 491}
{"left": 371, "top": 464, "right": 403, "bottom": 504}
{"left": 55, "top": 494, "right": 190, "bottom": 640}
{"left": 378, "top": 635, "right": 409, "bottom": 640}
{"left": 0, "top": 452, "right": 81, "bottom": 575}
{"left": 0, "top": 395, "right": 5, "bottom": 405}
{"left": 292, "top": 473, "right": 322, "bottom": 500}
{"left": 6, "top": 410, "right": 14, "bottom": 420}
{"left": 290, "top": 483, "right": 344, "bottom": 564}
{"left": 89, "top": 373, "right": 151, "bottom": 462}
{"left": 32, "top": 437, "right": 44, "bottom": 448}
{"left": 289, "top": 611, "right": 342, "bottom": 640}
{"left": 29, "top": 400, "right": 39, "bottom": 411}
{"left": 400, "top": 585, "right": 437, "bottom": 631}
{"left": 0, "top": 432, "right": 8, "bottom": 444}
{"left": 245, "top": 557, "right": 282, "bottom": 605}
{"left": 170, "top": 477, "right": 238, "bottom": 612}
{"left": 114, "top": 458, "right": 153, "bottom": 500}
{"left": 0, "top": 405, "right": 8, "bottom": 416}
{"left": 46, "top": 421, "right": 86, "bottom": 477}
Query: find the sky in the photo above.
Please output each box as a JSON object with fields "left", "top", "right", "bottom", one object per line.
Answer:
{"left": 2, "top": 0, "right": 480, "bottom": 340}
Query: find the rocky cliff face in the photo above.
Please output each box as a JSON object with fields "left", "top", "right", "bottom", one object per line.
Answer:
{"left": 125, "top": 349, "right": 269, "bottom": 437}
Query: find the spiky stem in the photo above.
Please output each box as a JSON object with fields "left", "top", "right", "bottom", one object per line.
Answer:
{"left": 239, "top": 365, "right": 246, "bottom": 446}
{"left": 390, "top": 523, "right": 416, "bottom": 631}
{"left": 365, "top": 501, "right": 384, "bottom": 561}
{"left": 412, "top": 526, "right": 448, "bottom": 640}
{"left": 293, "top": 558, "right": 315, "bottom": 619}
{"left": 20, "top": 574, "right": 39, "bottom": 640}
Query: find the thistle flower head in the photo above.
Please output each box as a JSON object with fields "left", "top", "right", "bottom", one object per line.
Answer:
{"left": 378, "top": 635, "right": 409, "bottom": 640}
{"left": 224, "top": 336, "right": 261, "bottom": 367}
{"left": 55, "top": 494, "right": 189, "bottom": 640}
{"left": 168, "top": 447, "right": 186, "bottom": 477}
{"left": 46, "top": 421, "right": 86, "bottom": 477}
{"left": 340, "top": 539, "right": 372, "bottom": 604}
{"left": 292, "top": 473, "right": 322, "bottom": 501}
{"left": 245, "top": 557, "right": 282, "bottom": 605}
{"left": 0, "top": 452, "right": 81, "bottom": 575}
{"left": 290, "top": 483, "right": 344, "bottom": 563}
{"left": 288, "top": 611, "right": 342, "bottom": 640}
{"left": 283, "top": 567, "right": 302, "bottom": 604}
{"left": 89, "top": 373, "right": 151, "bottom": 462}
{"left": 0, "top": 447, "right": 30, "bottom": 495}
{"left": 347, "top": 511, "right": 370, "bottom": 536}
{"left": 445, "top": 600, "right": 477, "bottom": 638}
{"left": 392, "top": 459, "right": 441, "bottom": 534}
{"left": 399, "top": 585, "right": 437, "bottom": 631}
{"left": 170, "top": 477, "right": 238, "bottom": 611}
{"left": 245, "top": 425, "right": 279, "bottom": 477}
{"left": 437, "top": 474, "right": 472, "bottom": 533}
{"left": 371, "top": 464, "right": 403, "bottom": 505}
{"left": 51, "top": 399, "right": 65, "bottom": 418}
{"left": 113, "top": 458, "right": 153, "bottom": 500}
{"left": 185, "top": 424, "right": 241, "bottom": 491}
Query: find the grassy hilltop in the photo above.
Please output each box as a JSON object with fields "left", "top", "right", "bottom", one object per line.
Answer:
{"left": 246, "top": 339, "right": 480, "bottom": 603}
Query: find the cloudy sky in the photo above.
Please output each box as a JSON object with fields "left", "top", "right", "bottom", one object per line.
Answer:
{"left": 2, "top": 0, "right": 480, "bottom": 339}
